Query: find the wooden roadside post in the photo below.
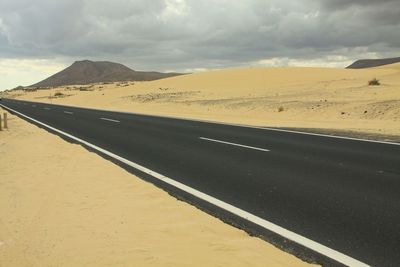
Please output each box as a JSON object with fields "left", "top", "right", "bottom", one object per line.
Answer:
{"left": 3, "top": 113, "right": 7, "bottom": 129}
{"left": 0, "top": 114, "right": 2, "bottom": 131}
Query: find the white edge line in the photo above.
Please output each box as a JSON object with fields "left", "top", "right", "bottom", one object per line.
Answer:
{"left": 4, "top": 98, "right": 399, "bottom": 146}
{"left": 0, "top": 103, "right": 369, "bottom": 267}
{"left": 63, "top": 111, "right": 73, "bottom": 114}
{"left": 100, "top": 117, "right": 120, "bottom": 123}
{"left": 200, "top": 137, "right": 270, "bottom": 152}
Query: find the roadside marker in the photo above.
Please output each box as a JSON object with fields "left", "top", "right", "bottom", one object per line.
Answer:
{"left": 3, "top": 113, "right": 7, "bottom": 129}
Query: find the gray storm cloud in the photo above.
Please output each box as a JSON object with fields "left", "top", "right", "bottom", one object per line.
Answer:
{"left": 0, "top": 0, "right": 399, "bottom": 71}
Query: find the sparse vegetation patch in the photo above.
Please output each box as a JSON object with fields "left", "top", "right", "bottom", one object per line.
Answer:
{"left": 368, "top": 78, "right": 380, "bottom": 86}
{"left": 125, "top": 91, "right": 200, "bottom": 103}
{"left": 79, "top": 86, "right": 94, "bottom": 91}
{"left": 54, "top": 92, "right": 64, "bottom": 97}
{"left": 48, "top": 92, "right": 71, "bottom": 99}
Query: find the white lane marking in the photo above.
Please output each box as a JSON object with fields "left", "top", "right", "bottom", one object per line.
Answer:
{"left": 0, "top": 103, "right": 369, "bottom": 267}
{"left": 168, "top": 116, "right": 400, "bottom": 146}
{"left": 64, "top": 111, "right": 73, "bottom": 115}
{"left": 100, "top": 117, "right": 120, "bottom": 123}
{"left": 200, "top": 137, "right": 270, "bottom": 152}
{"left": 44, "top": 107, "right": 51, "bottom": 110}
{"left": 9, "top": 99, "right": 399, "bottom": 146}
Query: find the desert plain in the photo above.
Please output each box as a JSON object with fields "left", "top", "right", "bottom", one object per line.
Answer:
{"left": 1, "top": 63, "right": 400, "bottom": 266}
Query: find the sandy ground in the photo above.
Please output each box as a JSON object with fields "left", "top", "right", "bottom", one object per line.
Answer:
{"left": 1, "top": 64, "right": 398, "bottom": 265}
{"left": 3, "top": 63, "right": 400, "bottom": 139}
{"left": 0, "top": 108, "right": 315, "bottom": 266}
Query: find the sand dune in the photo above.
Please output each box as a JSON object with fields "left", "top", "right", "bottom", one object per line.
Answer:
{"left": 4, "top": 63, "right": 400, "bottom": 138}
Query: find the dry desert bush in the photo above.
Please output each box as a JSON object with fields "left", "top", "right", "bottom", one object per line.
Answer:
{"left": 368, "top": 78, "right": 380, "bottom": 86}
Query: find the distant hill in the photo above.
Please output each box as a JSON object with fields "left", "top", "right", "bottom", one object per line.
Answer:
{"left": 31, "top": 60, "right": 183, "bottom": 87}
{"left": 346, "top": 57, "right": 400, "bottom": 69}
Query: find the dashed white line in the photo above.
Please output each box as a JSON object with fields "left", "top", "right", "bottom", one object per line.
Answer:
{"left": 100, "top": 117, "right": 120, "bottom": 123}
{"left": 64, "top": 111, "right": 73, "bottom": 115}
{"left": 44, "top": 107, "right": 51, "bottom": 110}
{"left": 200, "top": 137, "right": 270, "bottom": 152}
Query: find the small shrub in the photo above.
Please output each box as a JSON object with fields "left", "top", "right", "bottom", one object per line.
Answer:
{"left": 54, "top": 92, "right": 64, "bottom": 97}
{"left": 368, "top": 78, "right": 380, "bottom": 86}
{"left": 79, "top": 87, "right": 92, "bottom": 91}
{"left": 278, "top": 106, "right": 284, "bottom": 112}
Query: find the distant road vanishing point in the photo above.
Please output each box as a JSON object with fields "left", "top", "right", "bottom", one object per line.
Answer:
{"left": 1, "top": 98, "right": 400, "bottom": 266}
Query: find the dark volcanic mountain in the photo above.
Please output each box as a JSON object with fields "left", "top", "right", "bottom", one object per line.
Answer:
{"left": 32, "top": 60, "right": 183, "bottom": 87}
{"left": 346, "top": 57, "right": 400, "bottom": 69}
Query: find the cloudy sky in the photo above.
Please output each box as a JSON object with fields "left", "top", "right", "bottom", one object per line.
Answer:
{"left": 0, "top": 0, "right": 399, "bottom": 90}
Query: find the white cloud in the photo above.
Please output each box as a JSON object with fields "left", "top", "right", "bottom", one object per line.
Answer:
{"left": 0, "top": 59, "right": 66, "bottom": 90}
{"left": 254, "top": 47, "right": 384, "bottom": 68}
{"left": 256, "top": 57, "right": 351, "bottom": 68}
{"left": 161, "top": 0, "right": 188, "bottom": 20}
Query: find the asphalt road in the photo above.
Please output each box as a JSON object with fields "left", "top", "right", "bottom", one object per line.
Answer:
{"left": 1, "top": 98, "right": 400, "bottom": 266}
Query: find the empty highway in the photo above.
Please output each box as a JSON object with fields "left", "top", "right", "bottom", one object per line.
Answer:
{"left": 1, "top": 98, "right": 400, "bottom": 266}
